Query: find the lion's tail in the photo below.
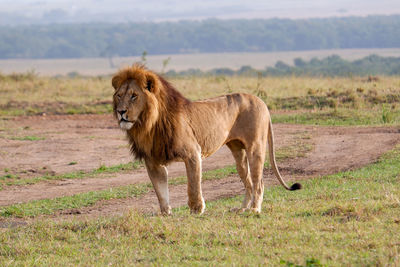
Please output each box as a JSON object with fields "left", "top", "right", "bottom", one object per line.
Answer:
{"left": 267, "top": 119, "right": 302, "bottom": 191}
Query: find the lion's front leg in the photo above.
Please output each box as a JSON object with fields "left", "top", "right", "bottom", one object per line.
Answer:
{"left": 144, "top": 158, "right": 171, "bottom": 215}
{"left": 184, "top": 152, "right": 205, "bottom": 214}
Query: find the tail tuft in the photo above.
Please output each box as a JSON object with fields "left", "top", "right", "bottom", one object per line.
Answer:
{"left": 289, "top": 183, "right": 302, "bottom": 191}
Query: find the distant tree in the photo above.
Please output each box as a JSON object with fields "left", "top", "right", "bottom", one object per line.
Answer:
{"left": 294, "top": 58, "right": 307, "bottom": 67}
{"left": 166, "top": 55, "right": 400, "bottom": 77}
{"left": 237, "top": 65, "right": 257, "bottom": 76}
{"left": 1, "top": 15, "right": 400, "bottom": 59}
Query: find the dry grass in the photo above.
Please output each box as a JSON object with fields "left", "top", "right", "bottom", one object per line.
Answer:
{"left": 0, "top": 75, "right": 110, "bottom": 106}
{"left": 1, "top": 74, "right": 399, "bottom": 104}
{"left": 174, "top": 76, "right": 400, "bottom": 100}
{"left": 1, "top": 74, "right": 399, "bottom": 125}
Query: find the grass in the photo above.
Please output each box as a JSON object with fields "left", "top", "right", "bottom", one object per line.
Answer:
{"left": 0, "top": 70, "right": 399, "bottom": 265}
{"left": 9, "top": 135, "right": 45, "bottom": 141}
{"left": 272, "top": 107, "right": 400, "bottom": 126}
{"left": 0, "top": 162, "right": 142, "bottom": 188}
{"left": 1, "top": 147, "right": 399, "bottom": 265}
{"left": 0, "top": 174, "right": 18, "bottom": 181}
{"left": 0, "top": 183, "right": 152, "bottom": 218}
{"left": 275, "top": 133, "right": 313, "bottom": 161}
{"left": 0, "top": 102, "right": 113, "bottom": 117}
{"left": 1, "top": 74, "right": 400, "bottom": 126}
{"left": 93, "top": 163, "right": 142, "bottom": 174}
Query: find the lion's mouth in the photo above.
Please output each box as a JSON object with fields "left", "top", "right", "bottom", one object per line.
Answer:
{"left": 120, "top": 118, "right": 133, "bottom": 123}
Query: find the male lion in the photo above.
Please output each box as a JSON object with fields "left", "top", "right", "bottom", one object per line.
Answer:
{"left": 112, "top": 64, "right": 301, "bottom": 215}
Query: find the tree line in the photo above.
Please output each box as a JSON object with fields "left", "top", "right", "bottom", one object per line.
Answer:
{"left": 0, "top": 15, "right": 400, "bottom": 59}
{"left": 165, "top": 55, "right": 400, "bottom": 77}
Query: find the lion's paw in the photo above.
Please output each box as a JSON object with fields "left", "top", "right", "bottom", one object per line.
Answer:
{"left": 249, "top": 207, "right": 261, "bottom": 214}
{"left": 189, "top": 199, "right": 205, "bottom": 214}
{"left": 161, "top": 206, "right": 172, "bottom": 216}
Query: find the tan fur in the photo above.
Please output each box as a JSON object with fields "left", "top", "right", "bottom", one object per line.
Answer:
{"left": 112, "top": 64, "right": 301, "bottom": 215}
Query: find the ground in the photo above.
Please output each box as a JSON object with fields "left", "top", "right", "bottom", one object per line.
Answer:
{"left": 0, "top": 114, "right": 399, "bottom": 223}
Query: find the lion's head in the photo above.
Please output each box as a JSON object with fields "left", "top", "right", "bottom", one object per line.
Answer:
{"left": 112, "top": 64, "right": 163, "bottom": 132}
{"left": 111, "top": 64, "right": 189, "bottom": 162}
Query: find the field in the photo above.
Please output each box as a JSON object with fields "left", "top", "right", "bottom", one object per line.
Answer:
{"left": 1, "top": 48, "right": 400, "bottom": 76}
{"left": 0, "top": 72, "right": 400, "bottom": 266}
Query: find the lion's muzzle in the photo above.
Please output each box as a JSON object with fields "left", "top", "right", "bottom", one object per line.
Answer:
{"left": 117, "top": 110, "right": 134, "bottom": 130}
{"left": 119, "top": 120, "right": 134, "bottom": 130}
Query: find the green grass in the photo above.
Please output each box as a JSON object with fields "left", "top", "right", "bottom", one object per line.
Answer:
{"left": 272, "top": 108, "right": 400, "bottom": 126}
{"left": 0, "top": 162, "right": 142, "bottom": 188}
{"left": 93, "top": 163, "right": 142, "bottom": 174}
{"left": 9, "top": 135, "right": 45, "bottom": 141}
{"left": 1, "top": 146, "right": 399, "bottom": 265}
{"left": 0, "top": 174, "right": 18, "bottom": 181}
{"left": 0, "top": 183, "right": 152, "bottom": 218}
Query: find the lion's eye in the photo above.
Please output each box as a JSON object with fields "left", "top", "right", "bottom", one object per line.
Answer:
{"left": 116, "top": 94, "right": 121, "bottom": 99}
{"left": 131, "top": 94, "right": 137, "bottom": 101}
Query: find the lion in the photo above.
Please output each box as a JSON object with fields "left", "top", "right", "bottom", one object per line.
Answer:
{"left": 112, "top": 64, "right": 301, "bottom": 215}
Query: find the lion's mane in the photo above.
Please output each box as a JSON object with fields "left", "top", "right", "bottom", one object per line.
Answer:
{"left": 112, "top": 64, "right": 190, "bottom": 164}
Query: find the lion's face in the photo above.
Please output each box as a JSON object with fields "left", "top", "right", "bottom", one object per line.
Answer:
{"left": 113, "top": 80, "right": 147, "bottom": 130}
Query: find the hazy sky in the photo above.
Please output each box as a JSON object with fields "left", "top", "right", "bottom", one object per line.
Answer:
{"left": 1, "top": 0, "right": 400, "bottom": 24}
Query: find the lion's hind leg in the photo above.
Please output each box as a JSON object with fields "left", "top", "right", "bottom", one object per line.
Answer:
{"left": 227, "top": 141, "right": 253, "bottom": 212}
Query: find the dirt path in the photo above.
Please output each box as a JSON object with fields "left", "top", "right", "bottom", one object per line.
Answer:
{"left": 0, "top": 146, "right": 235, "bottom": 205}
{"left": 56, "top": 125, "right": 400, "bottom": 219}
{"left": 281, "top": 126, "right": 400, "bottom": 175}
{"left": 0, "top": 115, "right": 304, "bottom": 205}
{"left": 0, "top": 114, "right": 399, "bottom": 221}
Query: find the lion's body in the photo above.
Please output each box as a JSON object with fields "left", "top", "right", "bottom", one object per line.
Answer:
{"left": 112, "top": 65, "right": 300, "bottom": 214}
{"left": 185, "top": 94, "right": 268, "bottom": 159}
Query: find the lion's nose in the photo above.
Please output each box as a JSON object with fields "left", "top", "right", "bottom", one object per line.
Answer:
{"left": 118, "top": 110, "right": 127, "bottom": 116}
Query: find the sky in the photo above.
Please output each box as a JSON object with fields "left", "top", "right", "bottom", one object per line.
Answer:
{"left": 1, "top": 0, "right": 400, "bottom": 25}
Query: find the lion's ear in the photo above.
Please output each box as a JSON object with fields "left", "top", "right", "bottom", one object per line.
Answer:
{"left": 145, "top": 74, "right": 159, "bottom": 93}
{"left": 146, "top": 79, "right": 152, "bottom": 92}
{"left": 112, "top": 76, "right": 120, "bottom": 90}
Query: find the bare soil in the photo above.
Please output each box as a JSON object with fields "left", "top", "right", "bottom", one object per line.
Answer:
{"left": 0, "top": 114, "right": 399, "bottom": 222}
{"left": 0, "top": 114, "right": 132, "bottom": 177}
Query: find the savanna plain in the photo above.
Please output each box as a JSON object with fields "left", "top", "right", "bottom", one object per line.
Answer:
{"left": 0, "top": 72, "right": 400, "bottom": 266}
